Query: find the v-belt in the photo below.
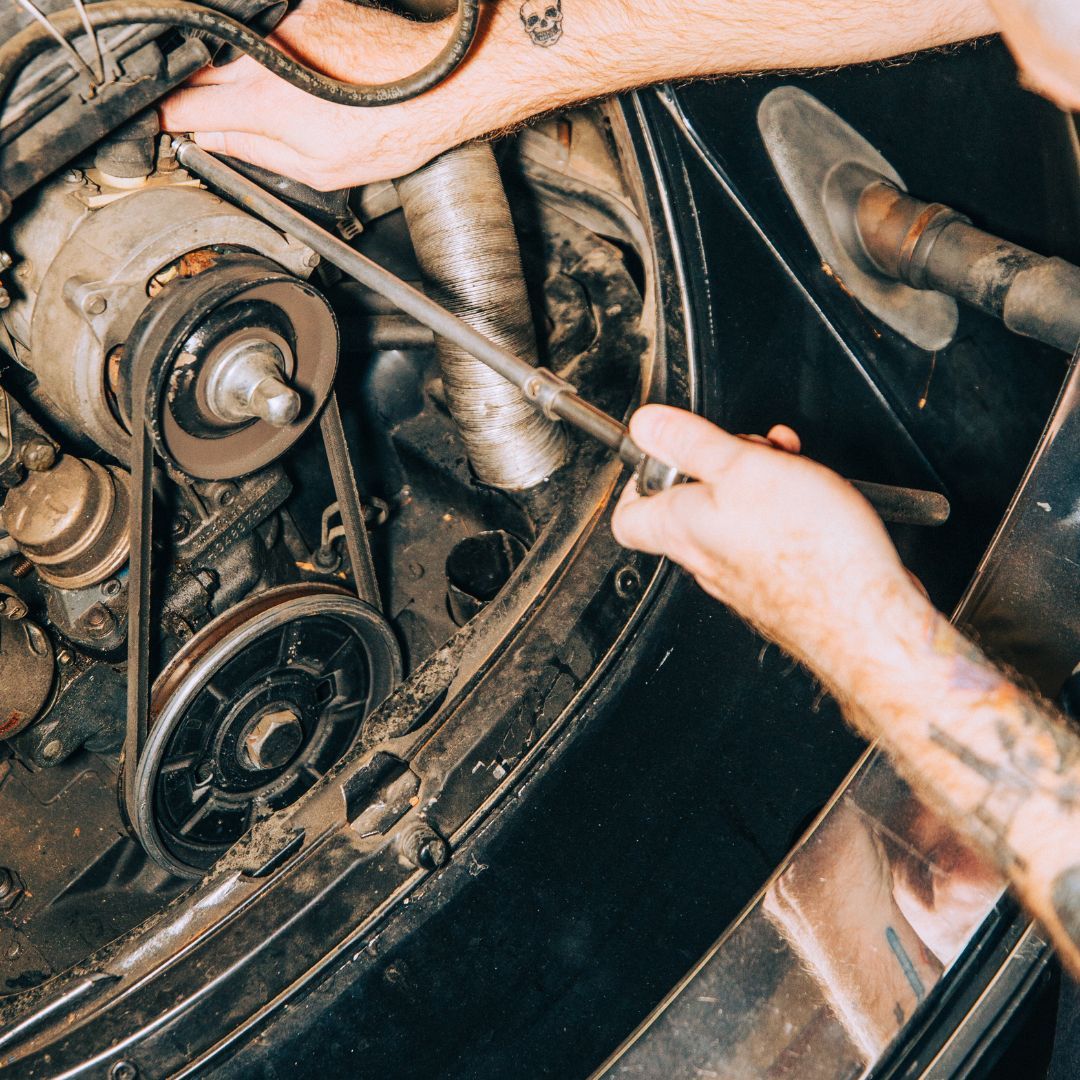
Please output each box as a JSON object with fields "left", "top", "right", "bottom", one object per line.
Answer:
{"left": 122, "top": 325, "right": 381, "bottom": 822}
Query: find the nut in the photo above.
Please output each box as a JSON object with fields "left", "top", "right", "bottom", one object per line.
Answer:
{"left": 242, "top": 709, "right": 304, "bottom": 771}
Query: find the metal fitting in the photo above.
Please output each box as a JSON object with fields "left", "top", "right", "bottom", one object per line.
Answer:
{"left": 399, "top": 822, "right": 449, "bottom": 870}
{"left": 242, "top": 709, "right": 304, "bottom": 771}
{"left": 204, "top": 339, "right": 302, "bottom": 429}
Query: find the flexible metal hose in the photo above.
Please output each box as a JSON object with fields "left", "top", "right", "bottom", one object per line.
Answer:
{"left": 0, "top": 0, "right": 479, "bottom": 113}
{"left": 395, "top": 143, "right": 565, "bottom": 490}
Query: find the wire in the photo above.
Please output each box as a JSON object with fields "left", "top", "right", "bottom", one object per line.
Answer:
{"left": 69, "top": 0, "right": 107, "bottom": 85}
{"left": 0, "top": 0, "right": 479, "bottom": 113}
{"left": 12, "top": 0, "right": 101, "bottom": 87}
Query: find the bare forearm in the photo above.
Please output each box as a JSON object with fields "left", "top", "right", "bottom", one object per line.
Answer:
{"left": 822, "top": 581, "right": 1080, "bottom": 974}
{"left": 409, "top": 0, "right": 998, "bottom": 148}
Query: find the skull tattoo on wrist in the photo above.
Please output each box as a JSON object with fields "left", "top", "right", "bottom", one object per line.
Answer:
{"left": 519, "top": 0, "right": 564, "bottom": 47}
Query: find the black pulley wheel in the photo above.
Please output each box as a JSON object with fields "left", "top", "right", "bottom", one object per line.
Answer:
{"left": 130, "top": 584, "right": 402, "bottom": 878}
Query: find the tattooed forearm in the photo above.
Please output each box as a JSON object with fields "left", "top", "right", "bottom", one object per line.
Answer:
{"left": 852, "top": 610, "right": 1080, "bottom": 971}
{"left": 519, "top": 1, "right": 564, "bottom": 47}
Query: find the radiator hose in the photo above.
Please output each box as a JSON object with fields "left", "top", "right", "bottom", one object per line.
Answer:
{"left": 395, "top": 143, "right": 566, "bottom": 490}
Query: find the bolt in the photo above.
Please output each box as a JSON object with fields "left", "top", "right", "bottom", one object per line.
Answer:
{"left": 42, "top": 739, "right": 62, "bottom": 760}
{"left": 62, "top": 168, "right": 84, "bottom": 184}
{"left": 11, "top": 558, "right": 32, "bottom": 579}
{"left": 249, "top": 377, "right": 302, "bottom": 427}
{"left": 20, "top": 438, "right": 56, "bottom": 472}
{"left": 0, "top": 251, "right": 13, "bottom": 270}
{"left": 243, "top": 709, "right": 304, "bottom": 771}
{"left": 101, "top": 578, "right": 122, "bottom": 598}
{"left": 305, "top": 251, "right": 321, "bottom": 269}
{"left": 56, "top": 648, "right": 72, "bottom": 666}
{"left": 399, "top": 823, "right": 449, "bottom": 871}
{"left": 110, "top": 1062, "right": 138, "bottom": 1080}
{"left": 205, "top": 339, "right": 302, "bottom": 429}
{"left": 82, "top": 293, "right": 107, "bottom": 316}
{"left": 171, "top": 514, "right": 191, "bottom": 539}
{"left": 0, "top": 288, "right": 10, "bottom": 310}
{"left": 194, "top": 761, "right": 214, "bottom": 785}
{"left": 82, "top": 604, "right": 114, "bottom": 636}
{"left": 614, "top": 565, "right": 642, "bottom": 601}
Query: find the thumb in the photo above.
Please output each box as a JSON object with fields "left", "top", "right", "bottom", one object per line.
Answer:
{"left": 630, "top": 404, "right": 748, "bottom": 483}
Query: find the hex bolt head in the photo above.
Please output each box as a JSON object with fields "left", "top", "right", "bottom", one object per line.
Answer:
{"left": 242, "top": 710, "right": 304, "bottom": 771}
{"left": 20, "top": 439, "right": 56, "bottom": 472}
{"left": 399, "top": 823, "right": 449, "bottom": 871}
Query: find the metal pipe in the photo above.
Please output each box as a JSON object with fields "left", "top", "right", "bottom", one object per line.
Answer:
{"left": 857, "top": 181, "right": 1080, "bottom": 353}
{"left": 395, "top": 143, "right": 565, "bottom": 489}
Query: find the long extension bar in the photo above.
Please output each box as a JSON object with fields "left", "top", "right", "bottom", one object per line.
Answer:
{"left": 174, "top": 139, "right": 950, "bottom": 526}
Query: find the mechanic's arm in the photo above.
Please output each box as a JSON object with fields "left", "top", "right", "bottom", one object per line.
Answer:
{"left": 612, "top": 405, "right": 1080, "bottom": 978}
{"left": 159, "top": 0, "right": 997, "bottom": 189}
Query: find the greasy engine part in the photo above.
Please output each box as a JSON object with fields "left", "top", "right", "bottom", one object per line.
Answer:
{"left": 177, "top": 142, "right": 948, "bottom": 521}
{"left": 118, "top": 252, "right": 339, "bottom": 479}
{"left": 0, "top": 596, "right": 53, "bottom": 738}
{"left": 3, "top": 155, "right": 317, "bottom": 464}
{"left": 759, "top": 85, "right": 1080, "bottom": 354}
{"left": 175, "top": 140, "right": 681, "bottom": 497}
{"left": 1, "top": 454, "right": 130, "bottom": 588}
{"left": 130, "top": 584, "right": 402, "bottom": 877}
{"left": 396, "top": 143, "right": 566, "bottom": 490}
{"left": 855, "top": 180, "right": 1080, "bottom": 353}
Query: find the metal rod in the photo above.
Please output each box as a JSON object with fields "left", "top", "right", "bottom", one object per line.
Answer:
{"left": 174, "top": 140, "right": 951, "bottom": 524}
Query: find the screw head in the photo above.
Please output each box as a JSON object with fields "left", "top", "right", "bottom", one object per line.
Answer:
{"left": 82, "top": 294, "right": 107, "bottom": 316}
{"left": 110, "top": 1062, "right": 138, "bottom": 1080}
{"left": 42, "top": 739, "right": 62, "bottom": 760}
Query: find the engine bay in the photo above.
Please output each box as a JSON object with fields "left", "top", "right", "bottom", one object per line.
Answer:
{"left": 0, "top": 90, "right": 655, "bottom": 993}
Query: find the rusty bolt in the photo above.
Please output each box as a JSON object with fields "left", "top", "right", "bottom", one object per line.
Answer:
{"left": 11, "top": 558, "right": 33, "bottom": 579}
{"left": 20, "top": 439, "right": 56, "bottom": 472}
{"left": 82, "top": 604, "right": 114, "bottom": 636}
{"left": 399, "top": 823, "right": 449, "bottom": 871}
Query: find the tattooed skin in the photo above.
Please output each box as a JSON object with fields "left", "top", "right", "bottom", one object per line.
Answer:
{"left": 880, "top": 615, "right": 1080, "bottom": 965}
{"left": 519, "top": 1, "right": 564, "bottom": 47}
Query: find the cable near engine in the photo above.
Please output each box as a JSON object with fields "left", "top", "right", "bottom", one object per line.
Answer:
{"left": 0, "top": 0, "right": 479, "bottom": 114}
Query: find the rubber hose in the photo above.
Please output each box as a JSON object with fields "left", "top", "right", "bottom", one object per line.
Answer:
{"left": 0, "top": 0, "right": 479, "bottom": 114}
{"left": 395, "top": 143, "right": 566, "bottom": 490}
